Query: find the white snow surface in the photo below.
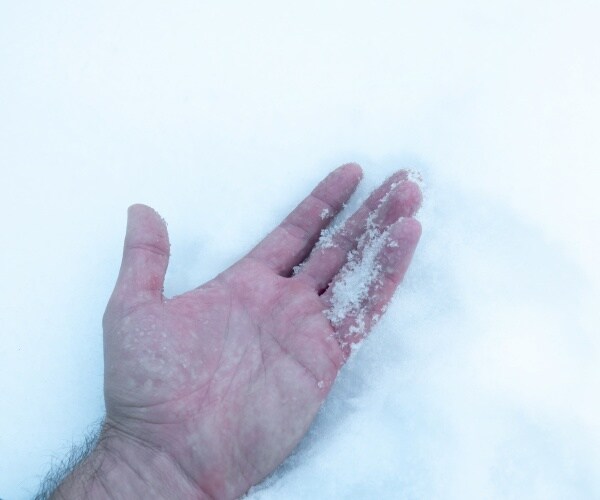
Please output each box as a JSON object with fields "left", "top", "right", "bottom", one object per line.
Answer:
{"left": 1, "top": 2, "right": 599, "bottom": 499}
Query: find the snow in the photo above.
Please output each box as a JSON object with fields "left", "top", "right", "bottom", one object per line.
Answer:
{"left": 1, "top": 1, "right": 600, "bottom": 499}
{"left": 324, "top": 208, "right": 393, "bottom": 332}
{"left": 320, "top": 208, "right": 332, "bottom": 220}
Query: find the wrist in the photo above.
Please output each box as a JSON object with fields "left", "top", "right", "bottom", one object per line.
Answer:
{"left": 52, "top": 422, "right": 210, "bottom": 500}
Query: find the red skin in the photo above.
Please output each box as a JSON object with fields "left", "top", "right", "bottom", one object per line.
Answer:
{"left": 54, "top": 164, "right": 422, "bottom": 499}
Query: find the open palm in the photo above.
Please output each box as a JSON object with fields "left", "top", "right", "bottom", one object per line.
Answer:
{"left": 102, "top": 164, "right": 422, "bottom": 499}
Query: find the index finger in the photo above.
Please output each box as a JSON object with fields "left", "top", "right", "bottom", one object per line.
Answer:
{"left": 246, "top": 163, "right": 363, "bottom": 275}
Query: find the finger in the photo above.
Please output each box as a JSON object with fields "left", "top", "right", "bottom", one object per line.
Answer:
{"left": 296, "top": 173, "right": 421, "bottom": 292}
{"left": 107, "top": 204, "right": 170, "bottom": 314}
{"left": 324, "top": 217, "right": 421, "bottom": 358}
{"left": 246, "top": 163, "right": 363, "bottom": 275}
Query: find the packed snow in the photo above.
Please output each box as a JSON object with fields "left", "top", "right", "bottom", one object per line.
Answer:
{"left": 1, "top": 1, "right": 599, "bottom": 499}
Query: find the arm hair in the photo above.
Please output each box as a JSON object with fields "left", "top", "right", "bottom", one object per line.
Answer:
{"left": 33, "top": 420, "right": 104, "bottom": 500}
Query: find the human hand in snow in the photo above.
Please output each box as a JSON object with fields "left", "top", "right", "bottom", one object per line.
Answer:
{"left": 53, "top": 164, "right": 422, "bottom": 499}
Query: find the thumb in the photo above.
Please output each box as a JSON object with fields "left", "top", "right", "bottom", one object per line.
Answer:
{"left": 106, "top": 204, "right": 170, "bottom": 319}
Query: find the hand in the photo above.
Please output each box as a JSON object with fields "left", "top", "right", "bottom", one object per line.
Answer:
{"left": 58, "top": 164, "right": 422, "bottom": 499}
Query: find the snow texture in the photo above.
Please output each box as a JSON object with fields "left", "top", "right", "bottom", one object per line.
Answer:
{"left": 324, "top": 194, "right": 396, "bottom": 334}
{"left": 1, "top": 2, "right": 600, "bottom": 499}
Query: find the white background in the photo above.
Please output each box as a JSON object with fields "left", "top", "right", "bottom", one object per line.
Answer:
{"left": 1, "top": 1, "right": 599, "bottom": 498}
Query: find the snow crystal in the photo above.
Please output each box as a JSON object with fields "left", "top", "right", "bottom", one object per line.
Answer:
{"left": 324, "top": 193, "right": 399, "bottom": 334}
{"left": 406, "top": 169, "right": 424, "bottom": 190}
{"left": 320, "top": 208, "right": 331, "bottom": 220}
{"left": 315, "top": 223, "right": 340, "bottom": 249}
{"left": 325, "top": 240, "right": 384, "bottom": 330}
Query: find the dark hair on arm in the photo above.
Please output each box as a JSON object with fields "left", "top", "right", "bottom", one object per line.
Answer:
{"left": 33, "top": 420, "right": 104, "bottom": 500}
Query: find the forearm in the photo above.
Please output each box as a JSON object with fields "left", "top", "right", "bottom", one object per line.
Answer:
{"left": 43, "top": 424, "right": 208, "bottom": 500}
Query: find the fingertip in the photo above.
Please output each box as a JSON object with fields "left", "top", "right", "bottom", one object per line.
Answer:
{"left": 390, "top": 217, "right": 422, "bottom": 244}
{"left": 337, "top": 162, "right": 363, "bottom": 180}
{"left": 379, "top": 181, "right": 423, "bottom": 224}
{"left": 333, "top": 163, "right": 363, "bottom": 194}
{"left": 386, "top": 169, "right": 410, "bottom": 185}
{"left": 127, "top": 203, "right": 163, "bottom": 224}
{"left": 313, "top": 163, "right": 363, "bottom": 208}
{"left": 401, "top": 181, "right": 423, "bottom": 216}
{"left": 124, "top": 204, "right": 170, "bottom": 260}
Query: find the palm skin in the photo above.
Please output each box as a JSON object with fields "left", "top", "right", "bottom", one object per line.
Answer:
{"left": 101, "top": 164, "right": 422, "bottom": 499}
